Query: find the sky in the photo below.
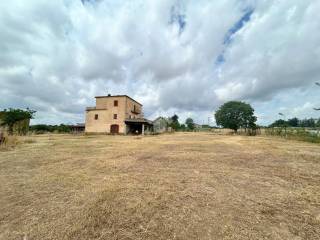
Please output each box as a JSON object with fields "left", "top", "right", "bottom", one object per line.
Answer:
{"left": 0, "top": 0, "right": 320, "bottom": 126}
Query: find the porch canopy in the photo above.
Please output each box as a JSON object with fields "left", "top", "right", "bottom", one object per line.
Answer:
{"left": 124, "top": 118, "right": 153, "bottom": 135}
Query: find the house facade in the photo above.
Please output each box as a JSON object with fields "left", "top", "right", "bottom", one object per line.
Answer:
{"left": 85, "top": 94, "right": 152, "bottom": 134}
{"left": 153, "top": 116, "right": 169, "bottom": 133}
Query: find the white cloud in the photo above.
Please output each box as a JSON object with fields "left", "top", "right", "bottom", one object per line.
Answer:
{"left": 0, "top": 0, "right": 319, "bottom": 125}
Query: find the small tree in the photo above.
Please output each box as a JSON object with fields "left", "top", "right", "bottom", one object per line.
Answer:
{"left": 180, "top": 124, "right": 186, "bottom": 131}
{"left": 214, "top": 101, "right": 257, "bottom": 133}
{"left": 169, "top": 114, "right": 180, "bottom": 130}
{"left": 185, "top": 118, "right": 195, "bottom": 130}
{"left": 0, "top": 108, "right": 36, "bottom": 135}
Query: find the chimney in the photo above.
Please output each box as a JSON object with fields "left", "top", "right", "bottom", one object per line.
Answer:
{"left": 107, "top": 93, "right": 111, "bottom": 96}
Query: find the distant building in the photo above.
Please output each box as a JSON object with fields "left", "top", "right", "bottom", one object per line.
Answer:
{"left": 85, "top": 94, "right": 153, "bottom": 134}
{"left": 153, "top": 117, "right": 169, "bottom": 133}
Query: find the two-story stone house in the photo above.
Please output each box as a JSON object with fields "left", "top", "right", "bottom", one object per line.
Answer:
{"left": 85, "top": 94, "right": 153, "bottom": 134}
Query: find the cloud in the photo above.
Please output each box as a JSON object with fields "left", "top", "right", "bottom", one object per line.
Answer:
{"left": 0, "top": 0, "right": 319, "bottom": 125}
{"left": 215, "top": 1, "right": 320, "bottom": 102}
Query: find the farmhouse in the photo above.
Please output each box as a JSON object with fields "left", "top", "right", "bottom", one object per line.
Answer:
{"left": 85, "top": 94, "right": 153, "bottom": 134}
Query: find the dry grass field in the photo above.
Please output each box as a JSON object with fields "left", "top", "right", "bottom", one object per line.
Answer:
{"left": 0, "top": 133, "right": 320, "bottom": 240}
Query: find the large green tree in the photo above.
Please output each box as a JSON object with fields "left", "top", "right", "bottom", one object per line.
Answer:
{"left": 214, "top": 101, "right": 257, "bottom": 132}
{"left": 0, "top": 108, "right": 36, "bottom": 135}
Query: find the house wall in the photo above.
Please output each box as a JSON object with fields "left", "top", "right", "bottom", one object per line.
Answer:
{"left": 85, "top": 96, "right": 142, "bottom": 134}
{"left": 125, "top": 98, "right": 142, "bottom": 119}
{"left": 153, "top": 117, "right": 168, "bottom": 133}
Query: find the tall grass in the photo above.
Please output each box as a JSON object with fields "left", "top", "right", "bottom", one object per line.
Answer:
{"left": 0, "top": 135, "right": 19, "bottom": 150}
{"left": 265, "top": 127, "right": 320, "bottom": 143}
{"left": 0, "top": 135, "right": 36, "bottom": 150}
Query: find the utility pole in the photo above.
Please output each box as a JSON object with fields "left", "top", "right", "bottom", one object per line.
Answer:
{"left": 314, "top": 82, "right": 320, "bottom": 111}
{"left": 315, "top": 82, "right": 320, "bottom": 136}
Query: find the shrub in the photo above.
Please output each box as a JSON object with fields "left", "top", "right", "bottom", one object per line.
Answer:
{"left": 265, "top": 127, "right": 320, "bottom": 143}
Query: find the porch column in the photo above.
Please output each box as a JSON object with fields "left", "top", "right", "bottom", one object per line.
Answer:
{"left": 142, "top": 123, "right": 144, "bottom": 135}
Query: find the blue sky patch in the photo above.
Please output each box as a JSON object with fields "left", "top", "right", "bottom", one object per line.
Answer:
{"left": 169, "top": 5, "right": 186, "bottom": 34}
{"left": 224, "top": 8, "right": 254, "bottom": 45}
{"left": 215, "top": 8, "right": 254, "bottom": 65}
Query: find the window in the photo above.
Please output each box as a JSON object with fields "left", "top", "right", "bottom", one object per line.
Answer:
{"left": 94, "top": 114, "right": 98, "bottom": 120}
{"left": 113, "top": 114, "right": 117, "bottom": 119}
{"left": 114, "top": 100, "right": 118, "bottom": 107}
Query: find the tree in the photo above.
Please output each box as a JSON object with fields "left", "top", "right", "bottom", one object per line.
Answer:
{"left": 0, "top": 108, "right": 36, "bottom": 135}
{"left": 185, "top": 118, "right": 195, "bottom": 130}
{"left": 180, "top": 124, "right": 186, "bottom": 130}
{"left": 287, "top": 117, "right": 299, "bottom": 127}
{"left": 269, "top": 119, "right": 288, "bottom": 128}
{"left": 300, "top": 118, "right": 316, "bottom": 128}
{"left": 169, "top": 114, "right": 180, "bottom": 130}
{"left": 214, "top": 101, "right": 257, "bottom": 132}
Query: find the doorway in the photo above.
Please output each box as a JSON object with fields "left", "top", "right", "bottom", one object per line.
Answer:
{"left": 110, "top": 124, "right": 119, "bottom": 134}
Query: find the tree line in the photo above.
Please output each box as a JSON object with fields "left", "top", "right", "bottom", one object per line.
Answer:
{"left": 0, "top": 108, "right": 74, "bottom": 135}
{"left": 29, "top": 124, "right": 72, "bottom": 133}
{"left": 269, "top": 117, "right": 320, "bottom": 128}
{"left": 2, "top": 102, "right": 319, "bottom": 136}
{"left": 168, "top": 101, "right": 258, "bottom": 133}
{"left": 168, "top": 115, "right": 198, "bottom": 131}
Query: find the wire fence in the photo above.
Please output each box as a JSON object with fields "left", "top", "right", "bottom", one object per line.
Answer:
{"left": 265, "top": 127, "right": 320, "bottom": 143}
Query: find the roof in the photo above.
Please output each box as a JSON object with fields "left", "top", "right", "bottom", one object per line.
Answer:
{"left": 125, "top": 118, "right": 153, "bottom": 125}
{"left": 95, "top": 95, "right": 142, "bottom": 106}
{"left": 153, "top": 116, "right": 168, "bottom": 122}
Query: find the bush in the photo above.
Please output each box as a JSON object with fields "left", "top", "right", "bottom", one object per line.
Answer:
{"left": 0, "top": 108, "right": 35, "bottom": 135}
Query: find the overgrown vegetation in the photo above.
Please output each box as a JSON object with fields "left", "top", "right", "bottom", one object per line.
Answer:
{"left": 0, "top": 108, "right": 35, "bottom": 135}
{"left": 265, "top": 127, "right": 320, "bottom": 143}
{"left": 267, "top": 117, "right": 320, "bottom": 143}
{"left": 270, "top": 117, "right": 320, "bottom": 128}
